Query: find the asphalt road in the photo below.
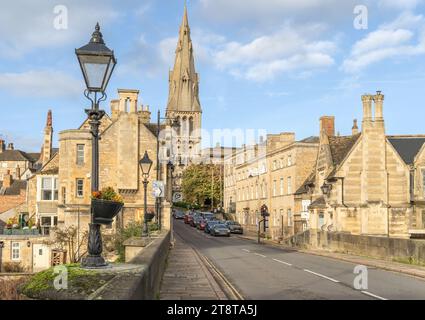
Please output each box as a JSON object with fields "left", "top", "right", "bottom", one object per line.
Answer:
{"left": 173, "top": 219, "right": 425, "bottom": 300}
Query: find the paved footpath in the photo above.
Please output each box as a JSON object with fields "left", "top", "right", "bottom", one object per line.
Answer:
{"left": 159, "top": 233, "right": 227, "bottom": 300}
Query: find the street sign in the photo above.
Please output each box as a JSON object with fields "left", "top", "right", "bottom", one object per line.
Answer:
{"left": 152, "top": 181, "right": 165, "bottom": 198}
{"left": 172, "top": 192, "right": 183, "bottom": 203}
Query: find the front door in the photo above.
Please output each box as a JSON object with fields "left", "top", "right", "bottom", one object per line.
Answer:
{"left": 33, "top": 244, "right": 50, "bottom": 272}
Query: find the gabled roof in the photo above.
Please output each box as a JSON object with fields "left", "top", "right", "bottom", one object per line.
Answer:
{"left": 328, "top": 134, "right": 361, "bottom": 167}
{"left": 309, "top": 196, "right": 326, "bottom": 208}
{"left": 144, "top": 123, "right": 167, "bottom": 138}
{"left": 295, "top": 172, "right": 316, "bottom": 195}
{"left": 0, "top": 180, "right": 26, "bottom": 196}
{"left": 300, "top": 136, "right": 320, "bottom": 144}
{"left": 0, "top": 150, "right": 39, "bottom": 162}
{"left": 387, "top": 136, "right": 425, "bottom": 165}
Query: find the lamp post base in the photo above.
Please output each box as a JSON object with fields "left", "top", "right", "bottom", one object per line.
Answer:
{"left": 81, "top": 223, "right": 107, "bottom": 268}
{"left": 81, "top": 255, "right": 107, "bottom": 268}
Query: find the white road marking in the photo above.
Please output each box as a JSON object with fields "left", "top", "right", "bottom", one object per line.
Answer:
{"left": 254, "top": 253, "right": 266, "bottom": 258}
{"left": 361, "top": 290, "right": 388, "bottom": 300}
{"left": 272, "top": 258, "right": 292, "bottom": 266}
{"left": 242, "top": 249, "right": 250, "bottom": 253}
{"left": 303, "top": 269, "right": 340, "bottom": 283}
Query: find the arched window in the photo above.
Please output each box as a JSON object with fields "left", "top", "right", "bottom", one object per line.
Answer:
{"left": 182, "top": 116, "right": 188, "bottom": 137}
{"left": 176, "top": 116, "right": 181, "bottom": 136}
{"left": 189, "top": 117, "right": 194, "bottom": 137}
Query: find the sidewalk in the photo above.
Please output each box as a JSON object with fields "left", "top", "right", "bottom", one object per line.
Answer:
{"left": 236, "top": 233, "right": 425, "bottom": 280}
{"left": 159, "top": 234, "right": 227, "bottom": 300}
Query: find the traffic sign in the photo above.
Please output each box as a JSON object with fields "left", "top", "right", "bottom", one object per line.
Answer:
{"left": 152, "top": 181, "right": 165, "bottom": 198}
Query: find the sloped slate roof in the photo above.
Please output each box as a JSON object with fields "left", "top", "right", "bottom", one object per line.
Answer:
{"left": 300, "top": 136, "right": 320, "bottom": 144}
{"left": 328, "top": 134, "right": 361, "bottom": 167}
{"left": 0, "top": 180, "right": 27, "bottom": 196}
{"left": 0, "top": 150, "right": 38, "bottom": 162}
{"left": 144, "top": 123, "right": 167, "bottom": 137}
{"left": 295, "top": 172, "right": 316, "bottom": 195}
{"left": 388, "top": 137, "right": 425, "bottom": 165}
{"left": 309, "top": 196, "right": 326, "bottom": 208}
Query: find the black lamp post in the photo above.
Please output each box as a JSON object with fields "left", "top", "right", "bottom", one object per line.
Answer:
{"left": 76, "top": 23, "right": 116, "bottom": 268}
{"left": 139, "top": 151, "right": 153, "bottom": 237}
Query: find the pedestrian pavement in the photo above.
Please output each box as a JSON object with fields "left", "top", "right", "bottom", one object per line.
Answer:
{"left": 159, "top": 233, "right": 227, "bottom": 300}
{"left": 237, "top": 233, "right": 425, "bottom": 280}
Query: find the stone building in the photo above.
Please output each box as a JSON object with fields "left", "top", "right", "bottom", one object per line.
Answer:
{"left": 165, "top": 5, "right": 202, "bottom": 199}
{"left": 57, "top": 89, "right": 163, "bottom": 232}
{"left": 296, "top": 91, "right": 425, "bottom": 239}
{"left": 223, "top": 133, "right": 319, "bottom": 239}
{"left": 0, "top": 141, "right": 39, "bottom": 181}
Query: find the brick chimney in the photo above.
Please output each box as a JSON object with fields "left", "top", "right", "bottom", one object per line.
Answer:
{"left": 6, "top": 143, "right": 14, "bottom": 150}
{"left": 3, "top": 170, "right": 12, "bottom": 188}
{"left": 319, "top": 116, "right": 335, "bottom": 137}
{"left": 352, "top": 119, "right": 359, "bottom": 135}
{"left": 0, "top": 139, "right": 5, "bottom": 153}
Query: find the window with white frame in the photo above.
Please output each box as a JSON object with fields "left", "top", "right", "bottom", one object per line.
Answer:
{"left": 76, "top": 144, "right": 85, "bottom": 165}
{"left": 41, "top": 177, "right": 58, "bottom": 201}
{"left": 287, "top": 177, "right": 292, "bottom": 194}
{"left": 76, "top": 179, "right": 84, "bottom": 198}
{"left": 11, "top": 242, "right": 20, "bottom": 261}
{"left": 280, "top": 178, "right": 284, "bottom": 195}
{"left": 273, "top": 180, "right": 277, "bottom": 196}
{"left": 288, "top": 209, "right": 293, "bottom": 227}
{"left": 273, "top": 160, "right": 277, "bottom": 170}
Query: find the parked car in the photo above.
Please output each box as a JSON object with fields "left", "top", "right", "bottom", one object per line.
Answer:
{"left": 184, "top": 213, "right": 194, "bottom": 224}
{"left": 225, "top": 221, "right": 244, "bottom": 234}
{"left": 210, "top": 223, "right": 231, "bottom": 237}
{"left": 197, "top": 219, "right": 207, "bottom": 230}
{"left": 200, "top": 212, "right": 214, "bottom": 221}
{"left": 205, "top": 220, "right": 220, "bottom": 234}
{"left": 173, "top": 210, "right": 185, "bottom": 219}
{"left": 190, "top": 215, "right": 202, "bottom": 227}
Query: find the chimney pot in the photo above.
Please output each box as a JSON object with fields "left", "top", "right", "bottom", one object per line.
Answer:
{"left": 352, "top": 119, "right": 359, "bottom": 135}
{"left": 6, "top": 143, "right": 14, "bottom": 150}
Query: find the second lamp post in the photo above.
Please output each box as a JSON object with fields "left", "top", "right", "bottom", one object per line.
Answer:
{"left": 139, "top": 151, "right": 153, "bottom": 237}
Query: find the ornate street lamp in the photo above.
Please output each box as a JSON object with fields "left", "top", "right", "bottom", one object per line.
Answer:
{"left": 320, "top": 183, "right": 332, "bottom": 196}
{"left": 76, "top": 23, "right": 117, "bottom": 268}
{"left": 139, "top": 151, "right": 153, "bottom": 237}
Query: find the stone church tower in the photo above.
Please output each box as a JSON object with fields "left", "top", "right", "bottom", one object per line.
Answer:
{"left": 166, "top": 5, "right": 202, "bottom": 197}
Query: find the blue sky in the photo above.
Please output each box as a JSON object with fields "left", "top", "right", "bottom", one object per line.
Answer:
{"left": 0, "top": 0, "right": 425, "bottom": 151}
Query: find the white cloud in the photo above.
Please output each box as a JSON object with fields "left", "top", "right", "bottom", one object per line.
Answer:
{"left": 0, "top": 1, "right": 119, "bottom": 58}
{"left": 342, "top": 12, "right": 425, "bottom": 73}
{"left": 212, "top": 24, "right": 336, "bottom": 81}
{"left": 0, "top": 70, "right": 81, "bottom": 98}
{"left": 378, "top": 0, "right": 423, "bottom": 9}
{"left": 199, "top": 0, "right": 358, "bottom": 24}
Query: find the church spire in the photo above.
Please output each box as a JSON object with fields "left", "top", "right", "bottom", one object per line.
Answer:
{"left": 166, "top": 4, "right": 201, "bottom": 113}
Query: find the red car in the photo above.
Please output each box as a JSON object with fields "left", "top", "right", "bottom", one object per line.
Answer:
{"left": 197, "top": 219, "right": 207, "bottom": 231}
{"left": 184, "top": 213, "right": 194, "bottom": 225}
